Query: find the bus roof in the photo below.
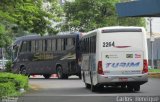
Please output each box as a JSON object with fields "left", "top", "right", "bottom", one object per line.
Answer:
{"left": 83, "top": 26, "right": 144, "bottom": 38}
{"left": 14, "top": 33, "right": 80, "bottom": 44}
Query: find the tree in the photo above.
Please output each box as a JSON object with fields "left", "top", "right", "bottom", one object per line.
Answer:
{"left": 63, "top": 0, "right": 145, "bottom": 32}
{"left": 0, "top": 0, "right": 63, "bottom": 36}
{"left": 0, "top": 0, "right": 64, "bottom": 49}
{"left": 0, "top": 0, "right": 64, "bottom": 59}
{"left": 0, "top": 24, "right": 12, "bottom": 48}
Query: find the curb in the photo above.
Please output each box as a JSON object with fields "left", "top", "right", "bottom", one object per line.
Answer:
{"left": 148, "top": 72, "right": 160, "bottom": 78}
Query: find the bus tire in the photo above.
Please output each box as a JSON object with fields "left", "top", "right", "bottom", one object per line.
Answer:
{"left": 134, "top": 85, "right": 140, "bottom": 91}
{"left": 127, "top": 85, "right": 134, "bottom": 92}
{"left": 85, "top": 83, "right": 91, "bottom": 89}
{"left": 43, "top": 74, "right": 51, "bottom": 79}
{"left": 90, "top": 73, "right": 97, "bottom": 92}
{"left": 91, "top": 84, "right": 97, "bottom": 92}
{"left": 121, "top": 85, "right": 126, "bottom": 89}
{"left": 56, "top": 66, "right": 64, "bottom": 79}
{"left": 78, "top": 74, "right": 82, "bottom": 79}
{"left": 64, "top": 74, "right": 68, "bottom": 79}
{"left": 20, "top": 66, "right": 27, "bottom": 75}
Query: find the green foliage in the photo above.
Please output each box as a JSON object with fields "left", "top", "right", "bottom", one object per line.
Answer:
{"left": 0, "top": 0, "right": 63, "bottom": 37}
{"left": 0, "top": 82, "right": 17, "bottom": 97}
{"left": 149, "top": 69, "right": 160, "bottom": 73}
{"left": 118, "top": 17, "right": 145, "bottom": 27}
{"left": 5, "top": 60, "right": 12, "bottom": 72}
{"left": 0, "top": 72, "right": 28, "bottom": 97}
{"left": 0, "top": 0, "right": 64, "bottom": 52}
{"left": 0, "top": 24, "right": 12, "bottom": 55}
{"left": 63, "top": 0, "right": 145, "bottom": 32}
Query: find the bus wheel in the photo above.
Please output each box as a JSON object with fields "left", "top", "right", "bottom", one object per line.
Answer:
{"left": 43, "top": 74, "right": 51, "bottom": 79}
{"left": 85, "top": 83, "right": 91, "bottom": 89}
{"left": 56, "top": 66, "right": 63, "bottom": 79}
{"left": 90, "top": 77, "right": 97, "bottom": 92}
{"left": 78, "top": 74, "right": 82, "bottom": 79}
{"left": 64, "top": 74, "right": 68, "bottom": 79}
{"left": 91, "top": 84, "right": 97, "bottom": 92}
{"left": 134, "top": 85, "right": 140, "bottom": 91}
{"left": 20, "top": 67, "right": 27, "bottom": 75}
{"left": 127, "top": 85, "right": 134, "bottom": 92}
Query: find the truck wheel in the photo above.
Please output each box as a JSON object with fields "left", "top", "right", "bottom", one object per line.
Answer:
{"left": 43, "top": 74, "right": 51, "bottom": 79}
{"left": 56, "top": 66, "right": 64, "bottom": 79}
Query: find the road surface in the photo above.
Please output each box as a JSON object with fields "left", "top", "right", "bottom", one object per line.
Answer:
{"left": 17, "top": 76, "right": 160, "bottom": 102}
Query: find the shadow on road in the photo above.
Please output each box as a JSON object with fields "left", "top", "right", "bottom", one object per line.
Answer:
{"left": 29, "top": 77, "right": 81, "bottom": 80}
{"left": 96, "top": 87, "right": 141, "bottom": 94}
{"left": 27, "top": 86, "right": 141, "bottom": 96}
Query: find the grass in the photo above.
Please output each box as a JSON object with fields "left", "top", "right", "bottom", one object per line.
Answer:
{"left": 149, "top": 69, "right": 160, "bottom": 73}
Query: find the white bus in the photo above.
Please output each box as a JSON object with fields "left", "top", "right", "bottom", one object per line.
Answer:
{"left": 80, "top": 26, "right": 148, "bottom": 92}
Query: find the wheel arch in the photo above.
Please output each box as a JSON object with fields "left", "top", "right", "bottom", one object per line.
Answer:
{"left": 19, "top": 64, "right": 25, "bottom": 71}
{"left": 56, "top": 63, "right": 62, "bottom": 70}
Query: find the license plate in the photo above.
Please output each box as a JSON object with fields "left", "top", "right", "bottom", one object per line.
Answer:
{"left": 119, "top": 78, "right": 128, "bottom": 81}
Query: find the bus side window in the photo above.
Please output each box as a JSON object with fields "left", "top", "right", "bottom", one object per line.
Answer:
{"left": 42, "top": 40, "right": 47, "bottom": 52}
{"left": 89, "top": 37, "right": 92, "bottom": 53}
{"left": 89, "top": 38, "right": 91, "bottom": 53}
{"left": 64, "top": 38, "right": 67, "bottom": 50}
{"left": 93, "top": 35, "right": 96, "bottom": 53}
{"left": 83, "top": 39, "right": 86, "bottom": 54}
{"left": 31, "top": 40, "right": 36, "bottom": 53}
{"left": 72, "top": 38, "right": 75, "bottom": 45}
{"left": 39, "top": 40, "right": 43, "bottom": 52}
{"left": 57, "top": 39, "right": 62, "bottom": 51}
{"left": 35, "top": 40, "right": 38, "bottom": 52}
{"left": 86, "top": 38, "right": 88, "bottom": 53}
{"left": 20, "top": 41, "right": 27, "bottom": 52}
{"left": 47, "top": 39, "right": 52, "bottom": 51}
{"left": 82, "top": 39, "right": 84, "bottom": 53}
{"left": 61, "top": 39, "right": 64, "bottom": 51}
{"left": 26, "top": 41, "right": 31, "bottom": 52}
{"left": 87, "top": 38, "right": 89, "bottom": 53}
{"left": 66, "top": 38, "right": 75, "bottom": 50}
{"left": 91, "top": 36, "right": 94, "bottom": 53}
{"left": 52, "top": 39, "right": 56, "bottom": 51}
{"left": 88, "top": 38, "right": 90, "bottom": 53}
{"left": 68, "top": 38, "right": 72, "bottom": 45}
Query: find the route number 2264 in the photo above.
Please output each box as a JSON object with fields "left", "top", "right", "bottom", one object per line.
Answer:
{"left": 103, "top": 41, "right": 115, "bottom": 47}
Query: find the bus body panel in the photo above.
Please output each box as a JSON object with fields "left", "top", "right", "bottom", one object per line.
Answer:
{"left": 101, "top": 51, "right": 144, "bottom": 76}
{"left": 12, "top": 34, "right": 81, "bottom": 78}
{"left": 81, "top": 26, "right": 148, "bottom": 87}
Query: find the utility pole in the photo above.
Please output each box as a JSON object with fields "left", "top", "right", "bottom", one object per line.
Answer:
{"left": 149, "top": 17, "right": 154, "bottom": 69}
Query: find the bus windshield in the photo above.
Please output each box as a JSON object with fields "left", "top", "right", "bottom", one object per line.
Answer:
{"left": 12, "top": 44, "right": 20, "bottom": 61}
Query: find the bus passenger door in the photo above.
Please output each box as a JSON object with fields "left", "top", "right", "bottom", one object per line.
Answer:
{"left": 81, "top": 55, "right": 90, "bottom": 83}
{"left": 89, "top": 54, "right": 96, "bottom": 85}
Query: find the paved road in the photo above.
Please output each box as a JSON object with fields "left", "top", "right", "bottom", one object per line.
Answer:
{"left": 18, "top": 77, "right": 160, "bottom": 102}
